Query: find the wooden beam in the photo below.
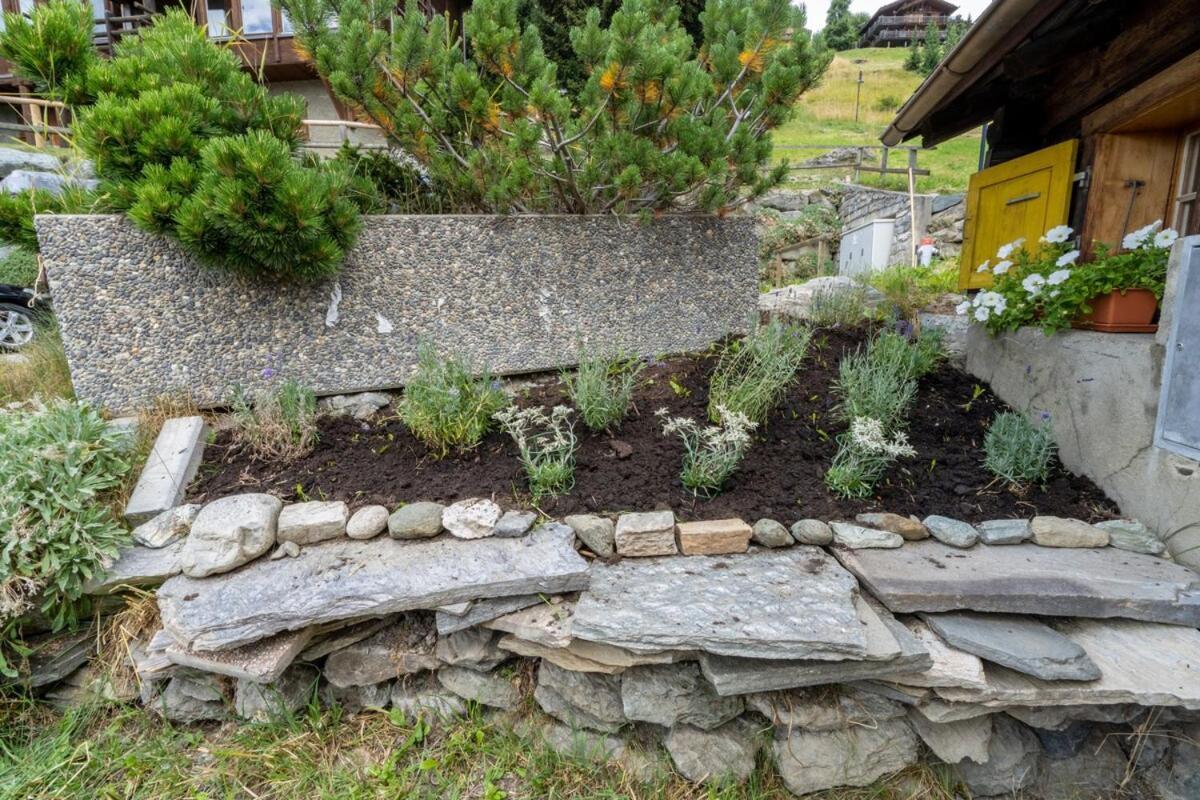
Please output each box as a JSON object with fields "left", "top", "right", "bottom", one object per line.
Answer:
{"left": 1082, "top": 50, "right": 1200, "bottom": 136}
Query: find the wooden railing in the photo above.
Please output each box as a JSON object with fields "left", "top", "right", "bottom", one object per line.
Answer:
{"left": 773, "top": 144, "right": 930, "bottom": 180}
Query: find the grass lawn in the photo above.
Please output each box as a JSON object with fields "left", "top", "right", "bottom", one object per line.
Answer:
{"left": 772, "top": 48, "right": 981, "bottom": 194}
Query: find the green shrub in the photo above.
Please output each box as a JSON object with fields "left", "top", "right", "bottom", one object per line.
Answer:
{"left": 872, "top": 94, "right": 901, "bottom": 112}
{"left": 807, "top": 284, "right": 874, "bottom": 327}
{"left": 867, "top": 329, "right": 944, "bottom": 382}
{"left": 834, "top": 349, "right": 916, "bottom": 432}
{"left": 0, "top": 186, "right": 103, "bottom": 253}
{"left": 494, "top": 405, "right": 578, "bottom": 500}
{"left": 658, "top": 405, "right": 756, "bottom": 497}
{"left": 230, "top": 379, "right": 318, "bottom": 461}
{"left": 868, "top": 261, "right": 958, "bottom": 321}
{"left": 281, "top": 0, "right": 831, "bottom": 214}
{"left": 0, "top": 399, "right": 131, "bottom": 676}
{"left": 564, "top": 350, "right": 645, "bottom": 432}
{"left": 399, "top": 343, "right": 507, "bottom": 457}
{"left": 984, "top": 411, "right": 1056, "bottom": 489}
{"left": 0, "top": 247, "right": 38, "bottom": 286}
{"left": 707, "top": 319, "right": 812, "bottom": 424}
{"left": 825, "top": 416, "right": 915, "bottom": 499}
{"left": 0, "top": 0, "right": 96, "bottom": 104}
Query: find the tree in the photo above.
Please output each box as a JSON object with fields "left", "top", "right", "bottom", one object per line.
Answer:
{"left": 281, "top": 0, "right": 832, "bottom": 215}
{"left": 903, "top": 38, "right": 922, "bottom": 72}
{"left": 822, "top": 0, "right": 858, "bottom": 51}
{"left": 918, "top": 21, "right": 942, "bottom": 75}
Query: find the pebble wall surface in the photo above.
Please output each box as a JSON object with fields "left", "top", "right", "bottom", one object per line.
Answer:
{"left": 37, "top": 214, "right": 757, "bottom": 412}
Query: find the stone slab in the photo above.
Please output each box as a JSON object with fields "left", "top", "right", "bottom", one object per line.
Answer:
{"left": 124, "top": 416, "right": 207, "bottom": 524}
{"left": 157, "top": 523, "right": 589, "bottom": 651}
{"left": 484, "top": 599, "right": 574, "bottom": 648}
{"left": 920, "top": 612, "right": 1101, "bottom": 681}
{"left": 888, "top": 619, "right": 988, "bottom": 690}
{"left": 935, "top": 618, "right": 1200, "bottom": 710}
{"left": 435, "top": 594, "right": 543, "bottom": 636}
{"left": 165, "top": 628, "right": 314, "bottom": 683}
{"left": 84, "top": 539, "right": 186, "bottom": 594}
{"left": 697, "top": 598, "right": 933, "bottom": 696}
{"left": 832, "top": 540, "right": 1200, "bottom": 626}
{"left": 39, "top": 214, "right": 756, "bottom": 413}
{"left": 675, "top": 519, "right": 752, "bottom": 555}
{"left": 498, "top": 635, "right": 625, "bottom": 675}
{"left": 572, "top": 547, "right": 868, "bottom": 660}
{"left": 907, "top": 708, "right": 993, "bottom": 765}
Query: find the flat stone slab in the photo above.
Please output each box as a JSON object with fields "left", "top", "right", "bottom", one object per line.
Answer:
{"left": 920, "top": 612, "right": 1101, "bottom": 681}
{"left": 165, "top": 628, "right": 314, "bottom": 683}
{"left": 85, "top": 539, "right": 186, "bottom": 594}
{"left": 833, "top": 540, "right": 1200, "bottom": 626}
{"left": 124, "top": 416, "right": 207, "bottom": 524}
{"left": 572, "top": 547, "right": 867, "bottom": 660}
{"left": 435, "top": 594, "right": 543, "bottom": 636}
{"left": 889, "top": 619, "right": 988, "bottom": 690}
{"left": 697, "top": 598, "right": 932, "bottom": 696}
{"left": 935, "top": 619, "right": 1200, "bottom": 710}
{"left": 158, "top": 523, "right": 589, "bottom": 651}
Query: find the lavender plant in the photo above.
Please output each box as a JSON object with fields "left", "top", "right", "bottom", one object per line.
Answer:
{"left": 564, "top": 350, "right": 645, "bottom": 432}
{"left": 230, "top": 378, "right": 318, "bottom": 461}
{"left": 494, "top": 405, "right": 578, "bottom": 500}
{"left": 658, "top": 404, "right": 756, "bottom": 497}
{"left": 984, "top": 411, "right": 1056, "bottom": 489}
{"left": 707, "top": 319, "right": 812, "bottom": 424}
{"left": 399, "top": 342, "right": 506, "bottom": 457}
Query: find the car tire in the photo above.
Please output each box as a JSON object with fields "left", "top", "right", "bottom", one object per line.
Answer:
{"left": 0, "top": 302, "right": 35, "bottom": 350}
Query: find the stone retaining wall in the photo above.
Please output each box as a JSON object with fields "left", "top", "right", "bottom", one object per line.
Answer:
{"left": 36, "top": 214, "right": 757, "bottom": 412}
{"left": 838, "top": 184, "right": 934, "bottom": 266}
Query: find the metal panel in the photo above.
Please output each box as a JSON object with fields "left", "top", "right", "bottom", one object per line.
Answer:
{"left": 1155, "top": 236, "right": 1200, "bottom": 461}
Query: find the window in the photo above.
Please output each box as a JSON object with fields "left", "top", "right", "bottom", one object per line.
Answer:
{"left": 91, "top": 0, "right": 106, "bottom": 35}
{"left": 1175, "top": 130, "right": 1200, "bottom": 237}
{"left": 240, "top": 0, "right": 273, "bottom": 35}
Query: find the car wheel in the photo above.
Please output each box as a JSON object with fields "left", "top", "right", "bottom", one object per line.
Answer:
{"left": 0, "top": 303, "right": 35, "bottom": 349}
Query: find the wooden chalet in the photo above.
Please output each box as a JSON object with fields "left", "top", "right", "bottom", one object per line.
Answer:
{"left": 858, "top": 0, "right": 957, "bottom": 49}
{"left": 881, "top": 0, "right": 1200, "bottom": 289}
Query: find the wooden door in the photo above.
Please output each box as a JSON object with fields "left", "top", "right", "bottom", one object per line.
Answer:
{"left": 958, "top": 140, "right": 1078, "bottom": 290}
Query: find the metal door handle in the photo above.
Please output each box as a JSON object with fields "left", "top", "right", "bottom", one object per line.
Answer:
{"left": 1006, "top": 192, "right": 1041, "bottom": 205}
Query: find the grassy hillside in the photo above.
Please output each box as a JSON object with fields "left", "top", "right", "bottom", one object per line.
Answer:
{"left": 772, "top": 48, "right": 980, "bottom": 194}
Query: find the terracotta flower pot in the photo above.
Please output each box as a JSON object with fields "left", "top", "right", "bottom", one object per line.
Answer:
{"left": 1072, "top": 288, "right": 1158, "bottom": 333}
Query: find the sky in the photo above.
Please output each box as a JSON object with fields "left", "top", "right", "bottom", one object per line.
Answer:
{"left": 801, "top": 0, "right": 995, "bottom": 31}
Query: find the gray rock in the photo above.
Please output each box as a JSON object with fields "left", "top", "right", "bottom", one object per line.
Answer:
{"left": 166, "top": 627, "right": 314, "bottom": 683}
{"left": 151, "top": 672, "right": 228, "bottom": 723}
{"left": 442, "top": 498, "right": 501, "bottom": 539}
{"left": 0, "top": 146, "right": 61, "bottom": 177}
{"left": 234, "top": 664, "right": 319, "bottom": 722}
{"left": 1004, "top": 703, "right": 1145, "bottom": 732}
{"left": 564, "top": 514, "right": 615, "bottom": 557}
{"left": 483, "top": 599, "right": 573, "bottom": 648}
{"left": 84, "top": 539, "right": 185, "bottom": 594}
{"left": 831, "top": 540, "right": 1200, "bottom": 626}
{"left": 751, "top": 519, "right": 793, "bottom": 548}
{"left": 920, "top": 612, "right": 1101, "bottom": 681}
{"left": 621, "top": 663, "right": 743, "bottom": 730}
{"left": 923, "top": 515, "right": 979, "bottom": 548}
{"left": 856, "top": 512, "right": 928, "bottom": 541}
{"left": 665, "top": 718, "right": 759, "bottom": 785}
{"left": 270, "top": 541, "right": 300, "bottom": 559}
{"left": 494, "top": 510, "right": 537, "bottom": 538}
{"left": 906, "top": 708, "right": 992, "bottom": 764}
{"left": 299, "top": 618, "right": 389, "bottom": 661}
{"left": 391, "top": 673, "right": 467, "bottom": 718}
{"left": 180, "top": 493, "right": 281, "bottom": 578}
{"left": 131, "top": 504, "right": 200, "bottom": 549}
{"left": 277, "top": 501, "right": 348, "bottom": 545}
{"left": 346, "top": 505, "right": 389, "bottom": 540}
{"left": 438, "top": 666, "right": 519, "bottom": 710}
{"left": 322, "top": 681, "right": 392, "bottom": 713}
{"left": 534, "top": 661, "right": 626, "bottom": 732}
{"left": 158, "top": 523, "right": 589, "bottom": 651}
{"left": 746, "top": 686, "right": 904, "bottom": 731}
{"left": 323, "top": 614, "right": 439, "bottom": 687}
{"left": 830, "top": 522, "right": 902, "bottom": 549}
{"left": 1145, "top": 721, "right": 1200, "bottom": 800}
{"left": 772, "top": 718, "right": 919, "bottom": 796}
{"left": 614, "top": 510, "right": 676, "bottom": 556}
{"left": 1032, "top": 732, "right": 1127, "bottom": 799}
{"left": 1030, "top": 516, "right": 1108, "bottom": 548}
{"left": 978, "top": 518, "right": 1031, "bottom": 545}
{"left": 1032, "top": 720, "right": 1092, "bottom": 759}
{"left": 319, "top": 392, "right": 391, "bottom": 419}
{"left": 537, "top": 721, "right": 625, "bottom": 762}
{"left": 1096, "top": 519, "right": 1166, "bottom": 555}
{"left": 24, "top": 630, "right": 93, "bottom": 688}
{"left": 435, "top": 628, "right": 508, "bottom": 671}
{"left": 952, "top": 715, "right": 1041, "bottom": 797}
{"left": 436, "top": 594, "right": 543, "bottom": 636}
{"left": 572, "top": 547, "right": 867, "bottom": 660}
{"left": 790, "top": 519, "right": 832, "bottom": 545}
{"left": 124, "top": 416, "right": 208, "bottom": 524}
{"left": 388, "top": 502, "right": 444, "bottom": 539}
{"left": 0, "top": 169, "right": 97, "bottom": 195}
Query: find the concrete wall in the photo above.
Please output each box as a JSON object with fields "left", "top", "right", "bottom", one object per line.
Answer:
{"left": 964, "top": 258, "right": 1200, "bottom": 569}
{"left": 838, "top": 184, "right": 934, "bottom": 267}
{"left": 37, "top": 214, "right": 757, "bottom": 413}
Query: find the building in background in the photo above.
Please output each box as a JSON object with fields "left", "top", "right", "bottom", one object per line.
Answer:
{"left": 858, "top": 0, "right": 958, "bottom": 48}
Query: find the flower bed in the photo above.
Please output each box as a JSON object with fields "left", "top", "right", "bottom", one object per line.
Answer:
{"left": 189, "top": 326, "right": 1115, "bottom": 523}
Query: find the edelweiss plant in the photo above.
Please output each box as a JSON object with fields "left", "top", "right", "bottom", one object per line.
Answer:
{"left": 984, "top": 410, "right": 1056, "bottom": 490}
{"left": 564, "top": 350, "right": 646, "bottom": 432}
{"left": 658, "top": 404, "right": 756, "bottom": 496}
{"left": 825, "top": 416, "right": 916, "bottom": 500}
{"left": 494, "top": 405, "right": 578, "bottom": 500}
{"left": 958, "top": 220, "right": 1178, "bottom": 335}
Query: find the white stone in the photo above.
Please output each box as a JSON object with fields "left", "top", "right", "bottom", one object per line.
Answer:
{"left": 438, "top": 666, "right": 519, "bottom": 709}
{"left": 277, "top": 501, "right": 348, "bottom": 545}
{"left": 621, "top": 663, "right": 743, "bottom": 730}
{"left": 442, "top": 498, "right": 502, "bottom": 539}
{"left": 179, "top": 493, "right": 282, "bottom": 578}
{"left": 614, "top": 510, "right": 677, "bottom": 556}
{"left": 1030, "top": 516, "right": 1109, "bottom": 548}
{"left": 665, "top": 719, "right": 759, "bottom": 785}
{"left": 131, "top": 504, "right": 200, "bottom": 549}
{"left": 495, "top": 509, "right": 537, "bottom": 538}
{"left": 124, "top": 416, "right": 208, "bottom": 524}
{"left": 346, "top": 505, "right": 389, "bottom": 540}
{"left": 533, "top": 661, "right": 626, "bottom": 732}
{"left": 889, "top": 619, "right": 988, "bottom": 690}
{"left": 830, "top": 522, "right": 903, "bottom": 549}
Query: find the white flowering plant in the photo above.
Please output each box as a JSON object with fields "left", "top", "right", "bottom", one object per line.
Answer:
{"left": 494, "top": 405, "right": 578, "bottom": 500}
{"left": 825, "top": 416, "right": 916, "bottom": 499}
{"left": 957, "top": 220, "right": 1177, "bottom": 335}
{"left": 657, "top": 405, "right": 756, "bottom": 497}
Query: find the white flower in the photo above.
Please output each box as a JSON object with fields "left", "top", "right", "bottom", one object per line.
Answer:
{"left": 977, "top": 291, "right": 1005, "bottom": 308}
{"left": 1123, "top": 220, "right": 1163, "bottom": 250}
{"left": 992, "top": 259, "right": 1013, "bottom": 275}
{"left": 976, "top": 259, "right": 990, "bottom": 273}
{"left": 955, "top": 300, "right": 971, "bottom": 316}
{"left": 1022, "top": 274, "right": 1046, "bottom": 296}
{"left": 1049, "top": 290, "right": 1060, "bottom": 298}
{"left": 974, "top": 306, "right": 991, "bottom": 322}
{"left": 1042, "top": 225, "right": 1073, "bottom": 244}
{"left": 996, "top": 238, "right": 1024, "bottom": 259}
{"left": 1047, "top": 269, "right": 1072, "bottom": 286}
{"left": 1055, "top": 250, "right": 1080, "bottom": 267}
{"left": 1154, "top": 228, "right": 1180, "bottom": 249}
{"left": 849, "top": 417, "right": 916, "bottom": 458}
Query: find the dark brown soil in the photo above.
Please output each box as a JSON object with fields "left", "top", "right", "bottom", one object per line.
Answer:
{"left": 189, "top": 328, "right": 1119, "bottom": 526}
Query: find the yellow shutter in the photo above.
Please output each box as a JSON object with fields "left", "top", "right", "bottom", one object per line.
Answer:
{"left": 958, "top": 139, "right": 1079, "bottom": 290}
